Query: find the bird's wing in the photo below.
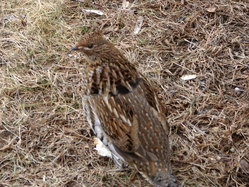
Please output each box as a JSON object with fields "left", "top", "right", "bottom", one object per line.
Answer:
{"left": 92, "top": 78, "right": 169, "bottom": 161}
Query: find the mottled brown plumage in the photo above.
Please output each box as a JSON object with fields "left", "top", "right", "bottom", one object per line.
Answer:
{"left": 72, "top": 31, "right": 180, "bottom": 187}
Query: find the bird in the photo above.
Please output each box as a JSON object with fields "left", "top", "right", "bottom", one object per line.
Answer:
{"left": 71, "top": 31, "right": 180, "bottom": 187}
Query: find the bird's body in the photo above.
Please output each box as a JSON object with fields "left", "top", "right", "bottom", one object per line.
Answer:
{"left": 72, "top": 31, "right": 179, "bottom": 187}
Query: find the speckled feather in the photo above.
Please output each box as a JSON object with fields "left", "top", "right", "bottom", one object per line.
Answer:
{"left": 72, "top": 31, "right": 180, "bottom": 187}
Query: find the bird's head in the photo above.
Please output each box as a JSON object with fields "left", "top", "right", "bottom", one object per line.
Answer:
{"left": 71, "top": 31, "right": 119, "bottom": 62}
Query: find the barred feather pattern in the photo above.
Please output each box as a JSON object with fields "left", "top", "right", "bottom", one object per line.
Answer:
{"left": 73, "top": 31, "right": 180, "bottom": 187}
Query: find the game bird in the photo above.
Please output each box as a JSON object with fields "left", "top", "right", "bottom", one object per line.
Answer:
{"left": 71, "top": 31, "right": 180, "bottom": 187}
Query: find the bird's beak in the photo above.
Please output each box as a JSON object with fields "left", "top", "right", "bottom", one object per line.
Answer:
{"left": 71, "top": 46, "right": 79, "bottom": 50}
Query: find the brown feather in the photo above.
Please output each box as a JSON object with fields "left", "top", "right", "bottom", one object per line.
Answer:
{"left": 73, "top": 32, "right": 180, "bottom": 187}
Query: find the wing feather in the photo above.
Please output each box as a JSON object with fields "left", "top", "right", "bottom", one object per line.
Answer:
{"left": 92, "top": 78, "right": 169, "bottom": 162}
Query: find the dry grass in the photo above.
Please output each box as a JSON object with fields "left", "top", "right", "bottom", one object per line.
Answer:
{"left": 1, "top": 0, "right": 249, "bottom": 186}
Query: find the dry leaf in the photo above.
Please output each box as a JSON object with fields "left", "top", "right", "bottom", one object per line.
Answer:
{"left": 94, "top": 137, "right": 112, "bottom": 158}
{"left": 181, "top": 74, "right": 197, "bottom": 81}
{"left": 240, "top": 159, "right": 249, "bottom": 174}
{"left": 134, "top": 16, "right": 143, "bottom": 34}
{"left": 206, "top": 7, "right": 216, "bottom": 13}
{"left": 84, "top": 9, "right": 104, "bottom": 16}
{"left": 122, "top": 0, "right": 130, "bottom": 9}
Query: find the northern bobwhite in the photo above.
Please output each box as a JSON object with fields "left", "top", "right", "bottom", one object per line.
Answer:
{"left": 72, "top": 31, "right": 180, "bottom": 187}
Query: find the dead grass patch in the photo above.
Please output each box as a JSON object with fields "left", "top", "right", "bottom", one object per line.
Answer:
{"left": 1, "top": 0, "right": 248, "bottom": 186}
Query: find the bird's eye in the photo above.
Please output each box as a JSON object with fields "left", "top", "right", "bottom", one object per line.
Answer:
{"left": 87, "top": 43, "right": 94, "bottom": 49}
